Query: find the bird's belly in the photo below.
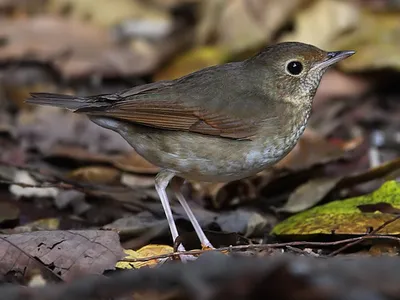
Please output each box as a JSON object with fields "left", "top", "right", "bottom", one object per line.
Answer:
{"left": 90, "top": 117, "right": 297, "bottom": 182}
{"left": 129, "top": 130, "right": 294, "bottom": 183}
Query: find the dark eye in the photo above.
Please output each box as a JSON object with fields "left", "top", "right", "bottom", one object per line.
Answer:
{"left": 286, "top": 61, "right": 303, "bottom": 75}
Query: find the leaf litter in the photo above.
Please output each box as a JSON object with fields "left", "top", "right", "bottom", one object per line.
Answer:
{"left": 0, "top": 0, "right": 399, "bottom": 297}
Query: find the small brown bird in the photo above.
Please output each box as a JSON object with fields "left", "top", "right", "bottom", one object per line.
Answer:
{"left": 27, "top": 42, "right": 354, "bottom": 251}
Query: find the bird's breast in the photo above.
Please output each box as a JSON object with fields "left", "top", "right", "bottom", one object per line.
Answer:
{"left": 243, "top": 104, "right": 312, "bottom": 169}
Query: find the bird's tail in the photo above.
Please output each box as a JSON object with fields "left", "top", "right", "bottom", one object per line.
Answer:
{"left": 26, "top": 93, "right": 95, "bottom": 112}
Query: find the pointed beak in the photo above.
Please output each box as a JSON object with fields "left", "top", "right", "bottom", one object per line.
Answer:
{"left": 314, "top": 50, "right": 355, "bottom": 69}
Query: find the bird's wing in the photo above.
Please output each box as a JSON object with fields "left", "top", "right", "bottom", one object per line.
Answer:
{"left": 84, "top": 97, "right": 260, "bottom": 140}
{"left": 28, "top": 65, "right": 277, "bottom": 141}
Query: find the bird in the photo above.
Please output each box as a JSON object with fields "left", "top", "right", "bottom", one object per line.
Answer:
{"left": 26, "top": 42, "right": 355, "bottom": 252}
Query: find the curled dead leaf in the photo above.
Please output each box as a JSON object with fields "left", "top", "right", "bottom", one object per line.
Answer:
{"left": 117, "top": 244, "right": 173, "bottom": 269}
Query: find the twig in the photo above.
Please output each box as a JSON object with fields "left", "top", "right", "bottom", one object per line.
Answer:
{"left": 285, "top": 246, "right": 320, "bottom": 257}
{"left": 120, "top": 235, "right": 400, "bottom": 263}
{"left": 328, "top": 215, "right": 400, "bottom": 257}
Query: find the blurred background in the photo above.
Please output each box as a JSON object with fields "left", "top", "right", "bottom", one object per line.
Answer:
{"left": 0, "top": 0, "right": 399, "bottom": 250}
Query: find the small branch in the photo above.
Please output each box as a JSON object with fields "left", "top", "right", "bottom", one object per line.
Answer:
{"left": 328, "top": 215, "right": 400, "bottom": 257}
{"left": 120, "top": 235, "right": 400, "bottom": 263}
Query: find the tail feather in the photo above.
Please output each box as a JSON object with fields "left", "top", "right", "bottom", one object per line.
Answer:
{"left": 26, "top": 93, "right": 95, "bottom": 111}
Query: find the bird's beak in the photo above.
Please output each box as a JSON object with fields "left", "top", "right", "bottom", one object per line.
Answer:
{"left": 314, "top": 50, "right": 355, "bottom": 70}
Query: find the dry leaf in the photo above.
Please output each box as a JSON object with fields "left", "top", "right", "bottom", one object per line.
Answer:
{"left": 0, "top": 16, "right": 161, "bottom": 78}
{"left": 0, "top": 0, "right": 44, "bottom": 11}
{"left": 280, "top": 0, "right": 359, "bottom": 50}
{"left": 154, "top": 46, "right": 228, "bottom": 81}
{"left": 121, "top": 173, "right": 155, "bottom": 188}
{"left": 17, "top": 106, "right": 132, "bottom": 154}
{"left": 117, "top": 244, "right": 173, "bottom": 269}
{"left": 146, "top": 0, "right": 200, "bottom": 10}
{"left": 112, "top": 152, "right": 160, "bottom": 174}
{"left": 312, "top": 70, "right": 369, "bottom": 111}
{"left": 0, "top": 230, "right": 125, "bottom": 281}
{"left": 277, "top": 177, "right": 342, "bottom": 213}
{"left": 333, "top": 10, "right": 400, "bottom": 71}
{"left": 47, "top": 0, "right": 171, "bottom": 29}
{"left": 45, "top": 145, "right": 159, "bottom": 174}
{"left": 197, "top": 0, "right": 307, "bottom": 52}
{"left": 274, "top": 129, "right": 350, "bottom": 171}
{"left": 68, "top": 166, "right": 121, "bottom": 185}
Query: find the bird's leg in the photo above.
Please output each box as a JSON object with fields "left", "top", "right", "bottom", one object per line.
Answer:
{"left": 171, "top": 177, "right": 214, "bottom": 249}
{"left": 154, "top": 170, "right": 186, "bottom": 253}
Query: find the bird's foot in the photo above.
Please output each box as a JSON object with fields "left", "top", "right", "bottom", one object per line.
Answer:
{"left": 201, "top": 239, "right": 215, "bottom": 250}
{"left": 176, "top": 243, "right": 197, "bottom": 262}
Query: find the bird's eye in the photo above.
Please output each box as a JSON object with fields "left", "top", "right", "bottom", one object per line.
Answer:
{"left": 286, "top": 61, "right": 303, "bottom": 76}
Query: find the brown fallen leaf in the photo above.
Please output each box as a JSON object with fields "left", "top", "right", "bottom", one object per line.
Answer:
{"left": 147, "top": 0, "right": 200, "bottom": 9}
{"left": 280, "top": 0, "right": 359, "bottom": 50}
{"left": 312, "top": 69, "right": 369, "bottom": 112}
{"left": 0, "top": 0, "right": 44, "bottom": 11}
{"left": 333, "top": 10, "right": 400, "bottom": 72}
{"left": 17, "top": 106, "right": 132, "bottom": 154}
{"left": 46, "top": 145, "right": 159, "bottom": 174}
{"left": 0, "top": 230, "right": 125, "bottom": 281}
{"left": 67, "top": 166, "right": 122, "bottom": 185}
{"left": 277, "top": 176, "right": 342, "bottom": 213}
{"left": 112, "top": 152, "right": 160, "bottom": 174}
{"left": 0, "top": 16, "right": 161, "bottom": 79}
{"left": 121, "top": 173, "right": 156, "bottom": 189}
{"left": 197, "top": 0, "right": 308, "bottom": 52}
{"left": 154, "top": 46, "right": 229, "bottom": 81}
{"left": 274, "top": 128, "right": 355, "bottom": 171}
{"left": 47, "top": 0, "right": 172, "bottom": 30}
{"left": 45, "top": 145, "right": 115, "bottom": 164}
{"left": 191, "top": 179, "right": 257, "bottom": 210}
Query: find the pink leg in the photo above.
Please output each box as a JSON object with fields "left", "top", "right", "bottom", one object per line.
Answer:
{"left": 172, "top": 178, "right": 214, "bottom": 249}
